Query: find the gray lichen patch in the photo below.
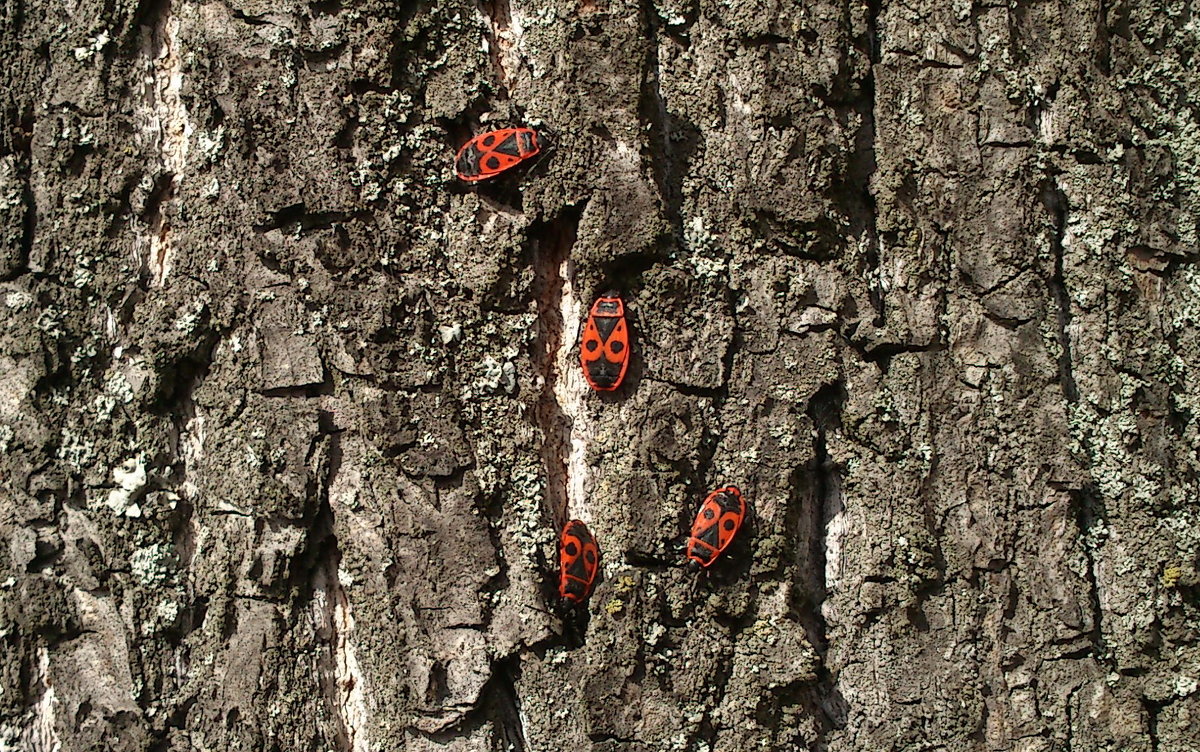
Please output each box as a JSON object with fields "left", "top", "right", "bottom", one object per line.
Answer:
{"left": 128, "top": 543, "right": 176, "bottom": 587}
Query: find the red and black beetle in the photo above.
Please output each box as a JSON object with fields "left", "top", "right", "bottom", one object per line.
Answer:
{"left": 580, "top": 292, "right": 630, "bottom": 392}
{"left": 559, "top": 520, "right": 601, "bottom": 604}
{"left": 454, "top": 127, "right": 542, "bottom": 182}
{"left": 685, "top": 486, "right": 747, "bottom": 570}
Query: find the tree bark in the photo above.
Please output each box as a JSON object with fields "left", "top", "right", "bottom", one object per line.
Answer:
{"left": 1, "top": 0, "right": 1198, "bottom": 750}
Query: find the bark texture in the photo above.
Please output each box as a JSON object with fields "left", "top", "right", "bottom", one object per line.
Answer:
{"left": 1, "top": 0, "right": 1199, "bottom": 750}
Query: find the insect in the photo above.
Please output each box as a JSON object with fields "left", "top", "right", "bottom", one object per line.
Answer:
{"left": 454, "top": 127, "right": 543, "bottom": 182}
{"left": 559, "top": 520, "right": 601, "bottom": 604}
{"left": 580, "top": 292, "right": 630, "bottom": 391}
{"left": 685, "top": 486, "right": 747, "bottom": 570}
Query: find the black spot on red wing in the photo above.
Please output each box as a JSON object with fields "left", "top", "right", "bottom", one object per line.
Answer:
{"left": 485, "top": 156, "right": 501, "bottom": 170}
{"left": 565, "top": 541, "right": 578, "bottom": 557}
{"left": 723, "top": 519, "right": 736, "bottom": 531}
{"left": 585, "top": 339, "right": 599, "bottom": 352}
{"left": 482, "top": 134, "right": 495, "bottom": 147}
{"left": 609, "top": 340, "right": 624, "bottom": 354}
{"left": 703, "top": 508, "right": 715, "bottom": 520}
{"left": 585, "top": 550, "right": 595, "bottom": 565}
{"left": 594, "top": 316, "right": 619, "bottom": 340}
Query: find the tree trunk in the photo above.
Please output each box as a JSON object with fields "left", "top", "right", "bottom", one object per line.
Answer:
{"left": 2, "top": 0, "right": 1198, "bottom": 749}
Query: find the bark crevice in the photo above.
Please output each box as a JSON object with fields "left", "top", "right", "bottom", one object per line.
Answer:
{"left": 492, "top": 655, "right": 528, "bottom": 752}
{"left": 1072, "top": 486, "right": 1110, "bottom": 668}
{"left": 1143, "top": 697, "right": 1163, "bottom": 752}
{"left": 137, "top": 0, "right": 189, "bottom": 288}
{"left": 846, "top": 0, "right": 883, "bottom": 327}
{"left": 639, "top": 2, "right": 688, "bottom": 241}
{"left": 1041, "top": 179, "right": 1079, "bottom": 403}
{"left": 480, "top": 0, "right": 514, "bottom": 95}
{"left": 310, "top": 432, "right": 370, "bottom": 752}
{"left": 253, "top": 203, "right": 370, "bottom": 235}
{"left": 1, "top": 104, "right": 35, "bottom": 280}
{"left": 802, "top": 380, "right": 850, "bottom": 742}
{"left": 531, "top": 205, "right": 585, "bottom": 529}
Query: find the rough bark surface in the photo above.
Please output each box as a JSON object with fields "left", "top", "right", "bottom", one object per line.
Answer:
{"left": 1, "top": 0, "right": 1198, "bottom": 750}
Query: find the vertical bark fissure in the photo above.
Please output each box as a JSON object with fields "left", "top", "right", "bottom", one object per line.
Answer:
{"left": 0, "top": 0, "right": 34, "bottom": 280}
{"left": 170, "top": 379, "right": 203, "bottom": 660}
{"left": 25, "top": 645, "right": 60, "bottom": 752}
{"left": 856, "top": 0, "right": 884, "bottom": 326}
{"left": 327, "top": 554, "right": 369, "bottom": 752}
{"left": 1073, "top": 486, "right": 1110, "bottom": 667}
{"left": 3, "top": 108, "right": 35, "bottom": 280}
{"left": 480, "top": 0, "right": 514, "bottom": 96}
{"left": 531, "top": 207, "right": 585, "bottom": 529}
{"left": 138, "top": 0, "right": 190, "bottom": 288}
{"left": 1143, "top": 698, "right": 1162, "bottom": 752}
{"left": 806, "top": 387, "right": 840, "bottom": 653}
{"left": 17, "top": 159, "right": 34, "bottom": 278}
{"left": 805, "top": 381, "right": 849, "bottom": 741}
{"left": 1040, "top": 171, "right": 1118, "bottom": 687}
{"left": 311, "top": 434, "right": 370, "bottom": 752}
{"left": 1042, "top": 181, "right": 1079, "bottom": 403}
{"left": 1094, "top": 0, "right": 1112, "bottom": 75}
{"left": 639, "top": 3, "right": 684, "bottom": 240}
{"left": 1042, "top": 180, "right": 1108, "bottom": 672}
{"left": 493, "top": 656, "right": 528, "bottom": 752}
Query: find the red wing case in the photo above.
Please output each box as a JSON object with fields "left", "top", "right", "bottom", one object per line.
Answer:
{"left": 559, "top": 520, "right": 601, "bottom": 604}
{"left": 580, "top": 294, "right": 630, "bottom": 391}
{"left": 686, "top": 486, "right": 747, "bottom": 568}
{"left": 454, "top": 128, "right": 541, "bottom": 182}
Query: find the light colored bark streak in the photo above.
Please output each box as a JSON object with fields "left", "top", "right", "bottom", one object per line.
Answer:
{"left": 552, "top": 257, "right": 591, "bottom": 524}
{"left": 822, "top": 489, "right": 847, "bottom": 626}
{"left": 332, "top": 579, "right": 369, "bottom": 752}
{"left": 180, "top": 408, "right": 204, "bottom": 502}
{"left": 313, "top": 566, "right": 370, "bottom": 752}
{"left": 26, "top": 646, "right": 60, "bottom": 752}
{"left": 481, "top": 0, "right": 523, "bottom": 90}
{"left": 138, "top": 1, "right": 191, "bottom": 287}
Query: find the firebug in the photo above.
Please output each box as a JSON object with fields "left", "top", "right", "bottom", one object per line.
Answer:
{"left": 454, "top": 127, "right": 542, "bottom": 182}
{"left": 685, "top": 486, "right": 747, "bottom": 570}
{"left": 580, "top": 292, "right": 630, "bottom": 391}
{"left": 559, "top": 520, "right": 600, "bottom": 604}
